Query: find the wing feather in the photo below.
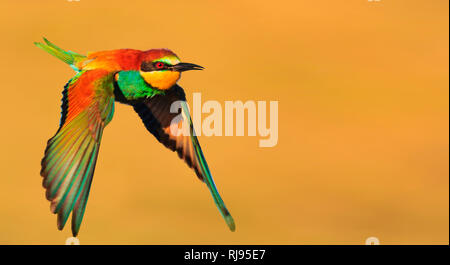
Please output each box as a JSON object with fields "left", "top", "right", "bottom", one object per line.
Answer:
{"left": 41, "top": 69, "right": 115, "bottom": 236}
{"left": 132, "top": 84, "right": 235, "bottom": 231}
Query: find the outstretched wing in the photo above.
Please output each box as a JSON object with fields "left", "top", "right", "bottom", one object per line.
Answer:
{"left": 41, "top": 69, "right": 115, "bottom": 236}
{"left": 132, "top": 84, "right": 235, "bottom": 231}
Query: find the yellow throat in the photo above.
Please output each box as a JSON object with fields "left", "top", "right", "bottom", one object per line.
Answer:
{"left": 140, "top": 70, "right": 181, "bottom": 90}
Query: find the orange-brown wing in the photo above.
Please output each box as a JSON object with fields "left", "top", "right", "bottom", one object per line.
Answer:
{"left": 41, "top": 69, "right": 115, "bottom": 236}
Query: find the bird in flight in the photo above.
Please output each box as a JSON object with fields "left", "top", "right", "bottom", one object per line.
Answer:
{"left": 35, "top": 38, "right": 235, "bottom": 236}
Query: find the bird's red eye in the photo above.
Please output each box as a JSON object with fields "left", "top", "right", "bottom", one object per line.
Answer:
{"left": 155, "top": 62, "right": 165, "bottom": 69}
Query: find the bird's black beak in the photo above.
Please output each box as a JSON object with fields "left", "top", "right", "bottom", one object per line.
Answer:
{"left": 172, "top": 62, "right": 204, "bottom": 72}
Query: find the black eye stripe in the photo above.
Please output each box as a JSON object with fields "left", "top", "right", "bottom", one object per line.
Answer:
{"left": 140, "top": 61, "right": 154, "bottom": 72}
{"left": 140, "top": 61, "right": 171, "bottom": 72}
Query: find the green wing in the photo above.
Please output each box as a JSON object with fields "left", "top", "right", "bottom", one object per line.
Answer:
{"left": 132, "top": 84, "right": 235, "bottom": 231}
{"left": 41, "top": 69, "right": 115, "bottom": 236}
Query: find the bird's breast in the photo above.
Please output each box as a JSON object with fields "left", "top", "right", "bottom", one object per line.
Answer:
{"left": 115, "top": 71, "right": 164, "bottom": 101}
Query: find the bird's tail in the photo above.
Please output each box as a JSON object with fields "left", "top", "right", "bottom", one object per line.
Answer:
{"left": 34, "top": 38, "right": 86, "bottom": 71}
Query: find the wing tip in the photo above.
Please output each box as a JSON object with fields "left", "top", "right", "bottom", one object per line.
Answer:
{"left": 71, "top": 227, "right": 80, "bottom": 237}
{"left": 225, "top": 215, "right": 236, "bottom": 232}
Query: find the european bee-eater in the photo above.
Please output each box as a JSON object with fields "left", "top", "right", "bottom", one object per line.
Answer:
{"left": 35, "top": 38, "right": 235, "bottom": 236}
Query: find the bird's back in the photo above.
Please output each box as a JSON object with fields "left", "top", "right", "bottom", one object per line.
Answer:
{"left": 80, "top": 49, "right": 143, "bottom": 71}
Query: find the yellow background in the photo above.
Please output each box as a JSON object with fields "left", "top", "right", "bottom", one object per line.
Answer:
{"left": 0, "top": 0, "right": 447, "bottom": 244}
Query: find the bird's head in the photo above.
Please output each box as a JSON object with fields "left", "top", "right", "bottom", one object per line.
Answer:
{"left": 139, "top": 49, "right": 204, "bottom": 90}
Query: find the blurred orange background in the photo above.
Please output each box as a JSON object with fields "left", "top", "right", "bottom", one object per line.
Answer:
{"left": 0, "top": 0, "right": 447, "bottom": 244}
